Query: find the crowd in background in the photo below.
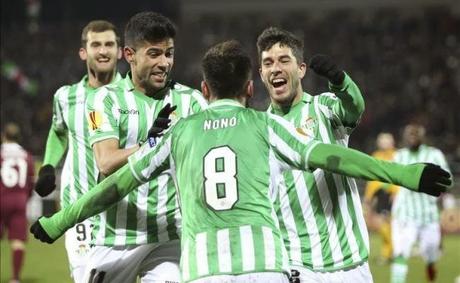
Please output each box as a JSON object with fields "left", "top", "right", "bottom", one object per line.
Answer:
{"left": 1, "top": 6, "right": 459, "bottom": 172}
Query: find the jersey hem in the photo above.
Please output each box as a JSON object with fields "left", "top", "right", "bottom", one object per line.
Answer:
{"left": 290, "top": 258, "right": 368, "bottom": 273}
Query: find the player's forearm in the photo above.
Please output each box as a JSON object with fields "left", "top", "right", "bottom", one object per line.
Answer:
{"left": 330, "top": 73, "right": 365, "bottom": 127}
{"left": 308, "top": 143, "right": 423, "bottom": 190}
{"left": 93, "top": 141, "right": 140, "bottom": 176}
{"left": 43, "top": 127, "right": 68, "bottom": 167}
{"left": 39, "top": 164, "right": 141, "bottom": 239}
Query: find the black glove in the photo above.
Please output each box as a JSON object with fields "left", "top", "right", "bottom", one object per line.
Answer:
{"left": 418, "top": 163, "right": 452, "bottom": 197}
{"left": 35, "top": 165, "right": 56, "bottom": 197}
{"left": 309, "top": 54, "right": 345, "bottom": 85}
{"left": 147, "top": 103, "right": 177, "bottom": 139}
{"left": 30, "top": 218, "right": 55, "bottom": 244}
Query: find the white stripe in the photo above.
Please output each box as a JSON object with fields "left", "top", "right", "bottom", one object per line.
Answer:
{"left": 114, "top": 195, "right": 129, "bottom": 246}
{"left": 262, "top": 226, "right": 276, "bottom": 269}
{"left": 313, "top": 100, "right": 345, "bottom": 266}
{"left": 182, "top": 238, "right": 190, "bottom": 281}
{"left": 268, "top": 113, "right": 314, "bottom": 144}
{"left": 268, "top": 150, "right": 289, "bottom": 202}
{"left": 94, "top": 210, "right": 107, "bottom": 245}
{"left": 135, "top": 182, "right": 149, "bottom": 244}
{"left": 278, "top": 177, "right": 302, "bottom": 265}
{"left": 292, "top": 170, "right": 324, "bottom": 269}
{"left": 240, "top": 225, "right": 255, "bottom": 271}
{"left": 190, "top": 89, "right": 208, "bottom": 110}
{"left": 75, "top": 83, "right": 89, "bottom": 195}
{"left": 124, "top": 90, "right": 139, "bottom": 146}
{"left": 181, "top": 93, "right": 191, "bottom": 118}
{"left": 169, "top": 156, "right": 182, "bottom": 236}
{"left": 156, "top": 174, "right": 171, "bottom": 242}
{"left": 268, "top": 127, "right": 302, "bottom": 166}
{"left": 347, "top": 177, "right": 370, "bottom": 253}
{"left": 195, "top": 232, "right": 209, "bottom": 276}
{"left": 314, "top": 170, "right": 344, "bottom": 266}
{"left": 141, "top": 136, "right": 172, "bottom": 180}
{"left": 217, "top": 229, "right": 232, "bottom": 273}
{"left": 332, "top": 174, "right": 361, "bottom": 263}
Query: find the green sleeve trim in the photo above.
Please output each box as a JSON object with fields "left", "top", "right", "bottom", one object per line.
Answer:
{"left": 43, "top": 126, "right": 68, "bottom": 167}
{"left": 308, "top": 143, "right": 423, "bottom": 191}
{"left": 89, "top": 133, "right": 119, "bottom": 147}
{"left": 39, "top": 164, "right": 141, "bottom": 240}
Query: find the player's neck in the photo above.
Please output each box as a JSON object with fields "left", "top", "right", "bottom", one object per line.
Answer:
{"left": 409, "top": 143, "right": 422, "bottom": 152}
{"left": 272, "top": 92, "right": 303, "bottom": 115}
{"left": 87, "top": 69, "right": 116, "bottom": 88}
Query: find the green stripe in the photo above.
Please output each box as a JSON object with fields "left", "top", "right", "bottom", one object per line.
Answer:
{"left": 69, "top": 84, "right": 81, "bottom": 204}
{"left": 115, "top": 89, "right": 129, "bottom": 147}
{"left": 147, "top": 178, "right": 160, "bottom": 243}
{"left": 324, "top": 172, "right": 351, "bottom": 268}
{"left": 253, "top": 226, "right": 265, "bottom": 271}
{"left": 207, "top": 229, "right": 218, "bottom": 275}
{"left": 284, "top": 173, "right": 312, "bottom": 265}
{"left": 229, "top": 228, "right": 242, "bottom": 272}
{"left": 166, "top": 178, "right": 180, "bottom": 240}
{"left": 104, "top": 206, "right": 117, "bottom": 245}
{"left": 341, "top": 176, "right": 368, "bottom": 261}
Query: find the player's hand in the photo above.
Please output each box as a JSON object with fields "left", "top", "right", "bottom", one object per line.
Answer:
{"left": 30, "top": 217, "right": 55, "bottom": 244}
{"left": 35, "top": 165, "right": 56, "bottom": 197}
{"left": 418, "top": 163, "right": 452, "bottom": 196}
{"left": 147, "top": 103, "right": 177, "bottom": 139}
{"left": 309, "top": 54, "right": 345, "bottom": 85}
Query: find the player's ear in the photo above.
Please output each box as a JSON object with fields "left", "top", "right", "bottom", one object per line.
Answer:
{"left": 124, "top": 46, "right": 135, "bottom": 64}
{"left": 245, "top": 80, "right": 254, "bottom": 98}
{"left": 201, "top": 81, "right": 210, "bottom": 101}
{"left": 79, "top": 47, "right": 87, "bottom": 61}
{"left": 298, "top": 62, "right": 307, "bottom": 79}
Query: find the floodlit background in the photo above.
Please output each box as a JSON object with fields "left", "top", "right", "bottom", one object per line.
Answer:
{"left": 1, "top": 0, "right": 459, "bottom": 282}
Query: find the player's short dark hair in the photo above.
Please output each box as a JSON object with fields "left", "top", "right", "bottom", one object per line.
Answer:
{"left": 202, "top": 40, "right": 252, "bottom": 99}
{"left": 2, "top": 122, "right": 21, "bottom": 142}
{"left": 124, "top": 12, "right": 176, "bottom": 48}
{"left": 81, "top": 20, "right": 120, "bottom": 48}
{"left": 256, "top": 27, "right": 304, "bottom": 64}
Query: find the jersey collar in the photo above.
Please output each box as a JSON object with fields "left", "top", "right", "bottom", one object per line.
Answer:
{"left": 267, "top": 92, "right": 312, "bottom": 115}
{"left": 208, "top": 99, "right": 245, "bottom": 109}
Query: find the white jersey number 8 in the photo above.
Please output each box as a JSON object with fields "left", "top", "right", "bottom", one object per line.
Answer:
{"left": 203, "top": 146, "right": 238, "bottom": 210}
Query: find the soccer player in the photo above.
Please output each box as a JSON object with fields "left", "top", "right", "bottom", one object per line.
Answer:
{"left": 83, "top": 12, "right": 207, "bottom": 283}
{"left": 257, "top": 27, "right": 371, "bottom": 281}
{"left": 30, "top": 40, "right": 451, "bottom": 283}
{"left": 391, "top": 123, "right": 452, "bottom": 283}
{"left": 33, "top": 20, "right": 123, "bottom": 282}
{"left": 1, "top": 123, "right": 35, "bottom": 283}
{"left": 364, "top": 132, "right": 399, "bottom": 264}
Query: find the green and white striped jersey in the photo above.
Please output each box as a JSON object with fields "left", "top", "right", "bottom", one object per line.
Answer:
{"left": 128, "top": 99, "right": 321, "bottom": 282}
{"left": 271, "top": 75, "right": 369, "bottom": 271}
{"left": 87, "top": 74, "right": 207, "bottom": 246}
{"left": 49, "top": 74, "right": 122, "bottom": 208}
{"left": 392, "top": 145, "right": 450, "bottom": 225}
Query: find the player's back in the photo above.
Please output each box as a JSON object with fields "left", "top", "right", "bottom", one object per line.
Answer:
{"left": 169, "top": 99, "right": 312, "bottom": 279}
{"left": 0, "top": 142, "right": 34, "bottom": 202}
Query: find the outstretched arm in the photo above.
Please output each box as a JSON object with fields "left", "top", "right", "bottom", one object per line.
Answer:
{"left": 308, "top": 143, "right": 451, "bottom": 194}
{"left": 32, "top": 164, "right": 141, "bottom": 242}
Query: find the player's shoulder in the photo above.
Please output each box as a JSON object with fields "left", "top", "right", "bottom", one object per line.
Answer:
{"left": 315, "top": 91, "right": 338, "bottom": 104}
{"left": 171, "top": 82, "right": 203, "bottom": 99}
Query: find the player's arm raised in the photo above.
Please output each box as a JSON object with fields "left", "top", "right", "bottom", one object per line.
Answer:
{"left": 30, "top": 130, "right": 173, "bottom": 243}
{"left": 268, "top": 114, "right": 451, "bottom": 196}
{"left": 35, "top": 88, "right": 69, "bottom": 197}
{"left": 309, "top": 54, "right": 364, "bottom": 127}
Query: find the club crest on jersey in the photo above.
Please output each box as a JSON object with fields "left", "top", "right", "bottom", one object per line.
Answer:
{"left": 296, "top": 116, "right": 316, "bottom": 137}
{"left": 169, "top": 111, "right": 179, "bottom": 125}
{"left": 88, "top": 111, "right": 102, "bottom": 130}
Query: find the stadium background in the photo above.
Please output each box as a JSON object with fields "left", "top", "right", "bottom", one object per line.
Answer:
{"left": 1, "top": 0, "right": 459, "bottom": 282}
